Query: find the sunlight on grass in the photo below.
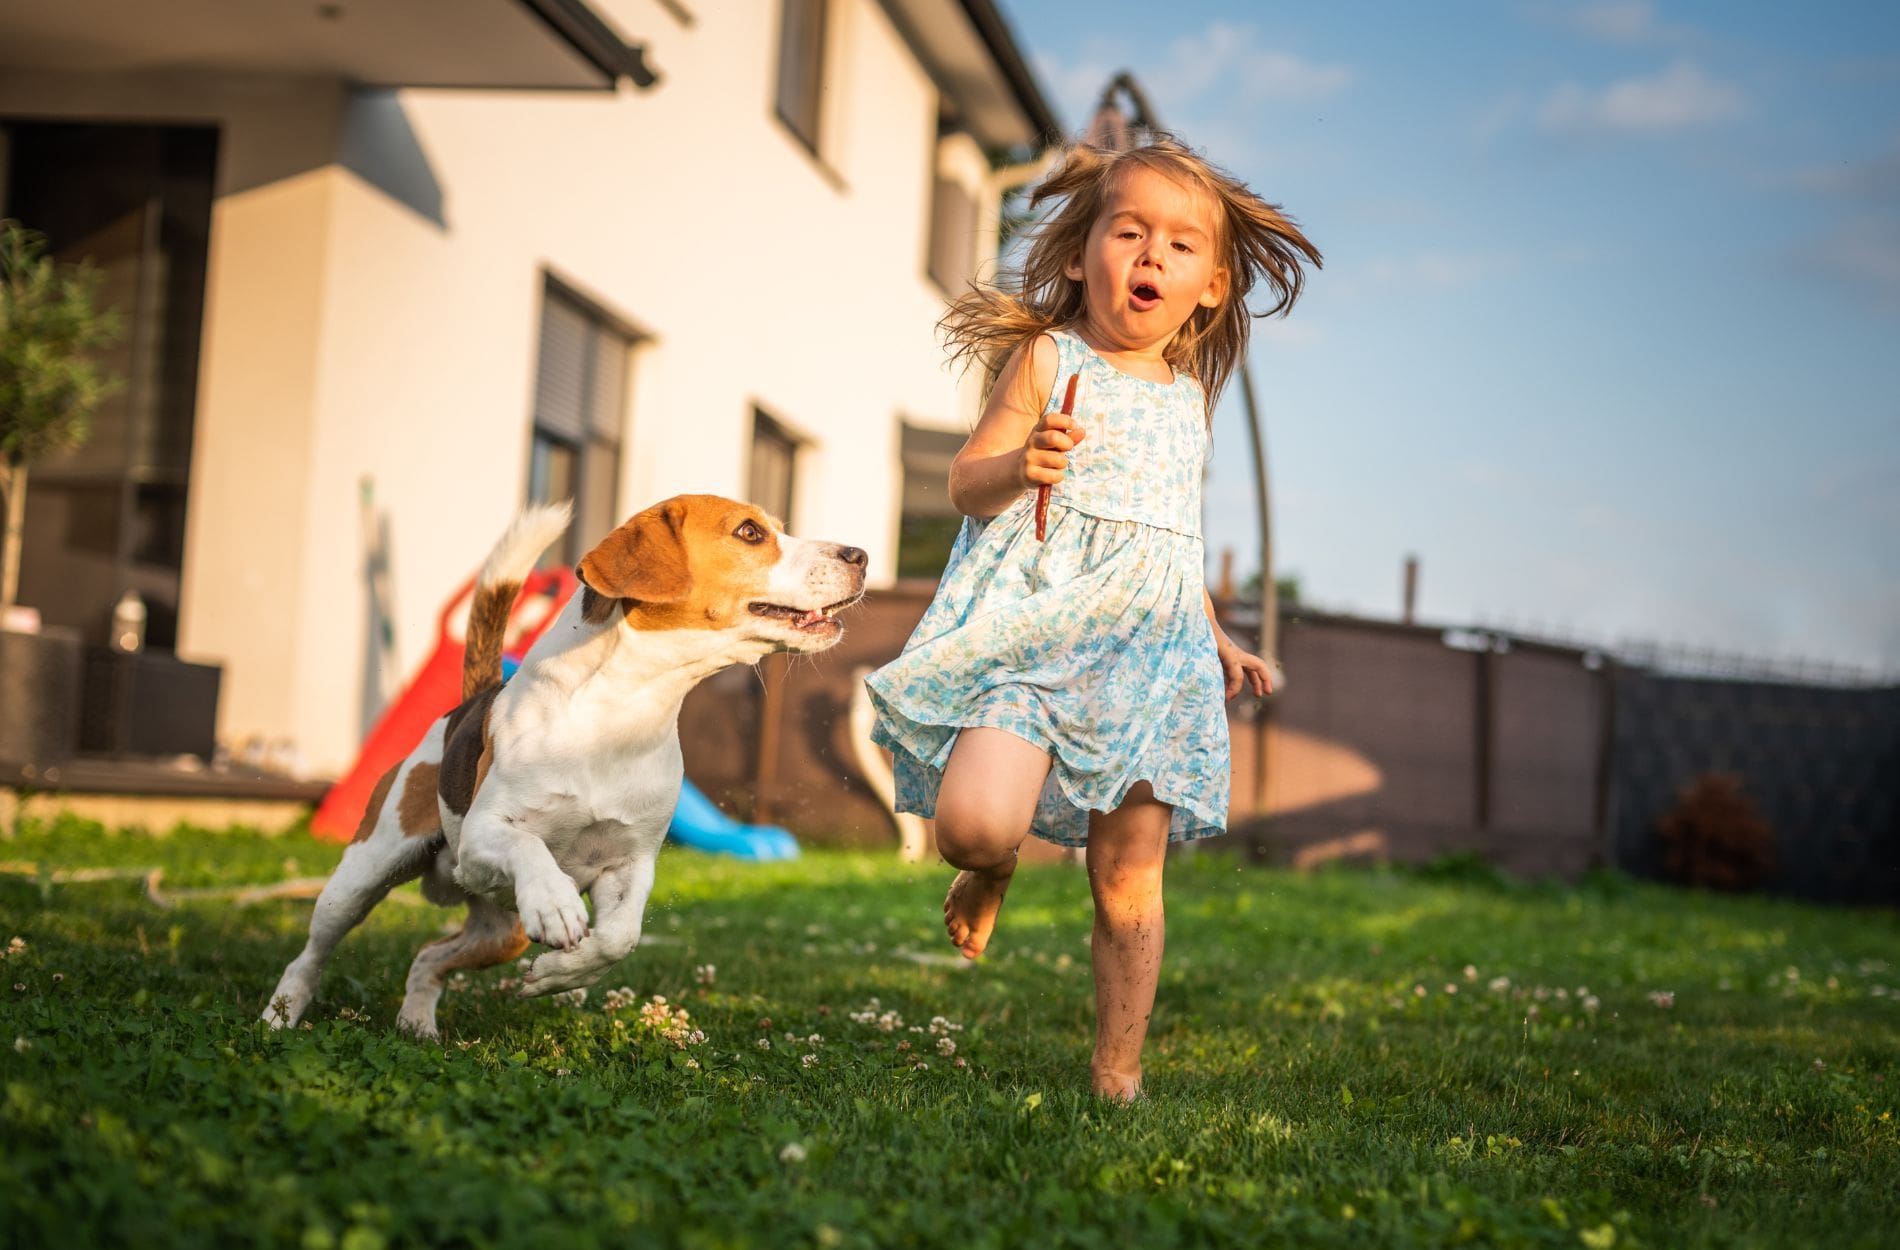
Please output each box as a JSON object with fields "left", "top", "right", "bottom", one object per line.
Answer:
{"left": 1, "top": 815, "right": 1895, "bottom": 1248}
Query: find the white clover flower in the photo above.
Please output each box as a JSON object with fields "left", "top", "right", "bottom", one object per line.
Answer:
{"left": 13, "top": 1036, "right": 30, "bottom": 1053}
{"left": 1646, "top": 991, "right": 1675, "bottom": 1009}
{"left": 1413, "top": 984, "right": 1427, "bottom": 998}
{"left": 801, "top": 1053, "right": 818, "bottom": 1068}
{"left": 1444, "top": 984, "right": 1458, "bottom": 995}
{"left": 1489, "top": 976, "right": 1511, "bottom": 992}
{"left": 694, "top": 964, "right": 716, "bottom": 986}
{"left": 779, "top": 1143, "right": 807, "bottom": 1164}
{"left": 807, "top": 1033, "right": 823, "bottom": 1044}
{"left": 684, "top": 1057, "right": 700, "bottom": 1070}
{"left": 937, "top": 1037, "right": 956, "bottom": 1056}
{"left": 1463, "top": 965, "right": 1477, "bottom": 981}
{"left": 1582, "top": 995, "right": 1601, "bottom": 1013}
{"left": 756, "top": 1037, "right": 771, "bottom": 1050}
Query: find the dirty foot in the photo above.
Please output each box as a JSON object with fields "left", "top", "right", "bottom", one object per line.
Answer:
{"left": 943, "top": 862, "right": 1014, "bottom": 959}
{"left": 1090, "top": 1065, "right": 1144, "bottom": 1103}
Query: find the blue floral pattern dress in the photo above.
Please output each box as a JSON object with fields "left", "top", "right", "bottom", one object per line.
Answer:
{"left": 866, "top": 329, "right": 1229, "bottom": 846}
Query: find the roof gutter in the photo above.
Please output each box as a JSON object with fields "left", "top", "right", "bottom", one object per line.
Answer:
{"left": 956, "top": 0, "right": 1062, "bottom": 144}
{"left": 518, "top": 0, "right": 659, "bottom": 88}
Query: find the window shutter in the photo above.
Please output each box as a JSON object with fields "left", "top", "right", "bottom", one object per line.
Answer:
{"left": 534, "top": 293, "right": 591, "bottom": 442}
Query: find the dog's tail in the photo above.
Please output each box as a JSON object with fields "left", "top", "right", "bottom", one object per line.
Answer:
{"left": 463, "top": 501, "right": 572, "bottom": 700}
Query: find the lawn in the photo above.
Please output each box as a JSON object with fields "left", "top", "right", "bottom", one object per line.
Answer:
{"left": 1, "top": 816, "right": 1895, "bottom": 1250}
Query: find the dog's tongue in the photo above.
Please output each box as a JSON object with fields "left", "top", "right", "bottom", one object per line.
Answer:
{"left": 797, "top": 609, "right": 827, "bottom": 628}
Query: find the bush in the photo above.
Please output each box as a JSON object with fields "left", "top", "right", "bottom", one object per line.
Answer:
{"left": 1655, "top": 771, "right": 1776, "bottom": 891}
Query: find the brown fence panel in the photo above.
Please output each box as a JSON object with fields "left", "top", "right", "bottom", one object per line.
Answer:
{"left": 1488, "top": 649, "right": 1605, "bottom": 877}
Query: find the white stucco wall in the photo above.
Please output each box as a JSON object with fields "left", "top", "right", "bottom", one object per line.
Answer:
{"left": 5, "top": 0, "right": 1018, "bottom": 776}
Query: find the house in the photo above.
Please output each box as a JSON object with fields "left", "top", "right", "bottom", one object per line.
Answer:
{"left": 0, "top": 0, "right": 1060, "bottom": 784}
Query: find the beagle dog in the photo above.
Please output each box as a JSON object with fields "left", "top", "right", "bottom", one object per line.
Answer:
{"left": 263, "top": 494, "right": 866, "bottom": 1039}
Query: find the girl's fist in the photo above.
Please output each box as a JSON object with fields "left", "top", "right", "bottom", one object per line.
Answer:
{"left": 1022, "top": 410, "right": 1086, "bottom": 488}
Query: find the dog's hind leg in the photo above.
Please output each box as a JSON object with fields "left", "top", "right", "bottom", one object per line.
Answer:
{"left": 396, "top": 896, "right": 529, "bottom": 1041}
{"left": 262, "top": 763, "right": 439, "bottom": 1029}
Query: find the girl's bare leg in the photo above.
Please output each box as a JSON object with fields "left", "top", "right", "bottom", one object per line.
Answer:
{"left": 934, "top": 727, "right": 1051, "bottom": 958}
{"left": 1085, "top": 782, "right": 1171, "bottom": 1101}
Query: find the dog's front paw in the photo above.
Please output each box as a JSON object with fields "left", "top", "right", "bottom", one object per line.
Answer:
{"left": 514, "top": 873, "right": 590, "bottom": 949}
{"left": 519, "top": 945, "right": 604, "bottom": 997}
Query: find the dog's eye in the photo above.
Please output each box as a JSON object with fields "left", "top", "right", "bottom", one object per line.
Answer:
{"left": 734, "top": 520, "right": 767, "bottom": 544}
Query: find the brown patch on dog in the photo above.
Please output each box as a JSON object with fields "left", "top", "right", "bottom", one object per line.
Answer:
{"left": 418, "top": 916, "right": 530, "bottom": 971}
{"left": 578, "top": 499, "right": 694, "bottom": 606}
{"left": 474, "top": 731, "right": 494, "bottom": 798}
{"left": 352, "top": 765, "right": 400, "bottom": 843}
{"left": 399, "top": 762, "right": 442, "bottom": 837}
{"left": 439, "top": 685, "right": 503, "bottom": 817}
{"left": 462, "top": 580, "right": 520, "bottom": 700}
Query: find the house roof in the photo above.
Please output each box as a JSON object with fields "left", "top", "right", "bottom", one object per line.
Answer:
{"left": 0, "top": 0, "right": 654, "bottom": 91}
{"left": 880, "top": 0, "right": 1064, "bottom": 150}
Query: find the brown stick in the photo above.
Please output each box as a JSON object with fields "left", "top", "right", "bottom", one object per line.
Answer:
{"left": 1036, "top": 373, "right": 1080, "bottom": 541}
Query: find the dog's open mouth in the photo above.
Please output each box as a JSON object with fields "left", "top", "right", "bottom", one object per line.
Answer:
{"left": 748, "top": 593, "right": 862, "bottom": 632}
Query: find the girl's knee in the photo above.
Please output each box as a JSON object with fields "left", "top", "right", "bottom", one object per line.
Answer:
{"left": 933, "top": 790, "right": 1024, "bottom": 866}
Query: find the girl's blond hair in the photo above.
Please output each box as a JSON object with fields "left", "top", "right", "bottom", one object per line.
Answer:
{"left": 942, "top": 135, "right": 1321, "bottom": 417}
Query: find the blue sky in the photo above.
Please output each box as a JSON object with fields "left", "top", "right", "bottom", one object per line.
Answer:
{"left": 998, "top": 0, "right": 1900, "bottom": 672}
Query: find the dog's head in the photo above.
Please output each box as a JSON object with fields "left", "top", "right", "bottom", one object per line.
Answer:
{"left": 575, "top": 494, "right": 866, "bottom": 655}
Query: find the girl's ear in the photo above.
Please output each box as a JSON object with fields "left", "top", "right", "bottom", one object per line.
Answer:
{"left": 1063, "top": 250, "right": 1086, "bottom": 283}
{"left": 1198, "top": 264, "right": 1231, "bottom": 309}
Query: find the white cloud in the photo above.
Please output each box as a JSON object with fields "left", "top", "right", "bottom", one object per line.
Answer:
{"left": 1537, "top": 59, "right": 1745, "bottom": 134}
{"left": 1800, "top": 215, "right": 1900, "bottom": 310}
{"left": 1562, "top": 0, "right": 1696, "bottom": 46}
{"left": 1033, "top": 22, "right": 1350, "bottom": 140}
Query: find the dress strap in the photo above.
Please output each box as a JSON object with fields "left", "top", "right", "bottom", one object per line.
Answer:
{"left": 1044, "top": 329, "right": 1089, "bottom": 414}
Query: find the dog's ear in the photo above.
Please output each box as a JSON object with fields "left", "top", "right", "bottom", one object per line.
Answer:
{"left": 576, "top": 500, "right": 691, "bottom": 618}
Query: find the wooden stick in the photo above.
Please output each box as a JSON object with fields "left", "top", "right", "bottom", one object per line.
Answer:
{"left": 1036, "top": 373, "right": 1080, "bottom": 541}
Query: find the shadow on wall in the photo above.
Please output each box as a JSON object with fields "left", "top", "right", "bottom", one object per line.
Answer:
{"left": 337, "top": 91, "right": 446, "bottom": 229}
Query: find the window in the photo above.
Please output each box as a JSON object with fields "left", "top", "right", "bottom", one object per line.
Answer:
{"left": 774, "top": 0, "right": 827, "bottom": 154}
{"left": 896, "top": 421, "right": 966, "bottom": 579}
{"left": 528, "top": 283, "right": 633, "bottom": 565}
{"left": 748, "top": 410, "right": 800, "bottom": 525}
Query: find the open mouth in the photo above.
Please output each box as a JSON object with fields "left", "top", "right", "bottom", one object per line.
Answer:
{"left": 1130, "top": 282, "right": 1161, "bottom": 309}
{"left": 748, "top": 592, "right": 862, "bottom": 633}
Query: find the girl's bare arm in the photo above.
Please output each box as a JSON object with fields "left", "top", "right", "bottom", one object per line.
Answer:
{"left": 1204, "top": 589, "right": 1273, "bottom": 698}
{"left": 949, "top": 335, "right": 1084, "bottom": 519}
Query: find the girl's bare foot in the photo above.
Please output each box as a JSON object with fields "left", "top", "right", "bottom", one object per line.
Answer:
{"left": 1091, "top": 1065, "right": 1143, "bottom": 1102}
{"left": 943, "top": 863, "right": 1013, "bottom": 959}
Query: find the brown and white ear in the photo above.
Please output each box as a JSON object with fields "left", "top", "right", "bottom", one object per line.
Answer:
{"left": 576, "top": 501, "right": 692, "bottom": 620}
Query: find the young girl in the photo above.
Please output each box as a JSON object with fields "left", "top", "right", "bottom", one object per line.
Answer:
{"left": 865, "top": 136, "right": 1320, "bottom": 1100}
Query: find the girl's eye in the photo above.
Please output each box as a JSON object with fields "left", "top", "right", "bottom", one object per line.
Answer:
{"left": 735, "top": 521, "right": 766, "bottom": 544}
{"left": 1173, "top": 241, "right": 1193, "bottom": 253}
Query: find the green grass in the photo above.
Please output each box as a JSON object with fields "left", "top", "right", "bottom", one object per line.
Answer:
{"left": 1, "top": 816, "right": 1895, "bottom": 1250}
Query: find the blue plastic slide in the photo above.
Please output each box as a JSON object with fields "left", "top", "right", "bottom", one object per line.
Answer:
{"left": 668, "top": 780, "right": 801, "bottom": 861}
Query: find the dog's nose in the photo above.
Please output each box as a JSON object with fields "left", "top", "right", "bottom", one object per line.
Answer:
{"left": 836, "top": 545, "right": 868, "bottom": 568}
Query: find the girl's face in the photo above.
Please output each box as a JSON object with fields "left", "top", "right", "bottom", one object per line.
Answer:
{"left": 1065, "top": 164, "right": 1229, "bottom": 352}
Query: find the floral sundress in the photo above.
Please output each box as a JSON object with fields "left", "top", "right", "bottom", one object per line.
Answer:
{"left": 865, "top": 328, "right": 1229, "bottom": 846}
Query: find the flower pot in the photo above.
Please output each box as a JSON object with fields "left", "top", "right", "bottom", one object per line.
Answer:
{"left": 0, "top": 626, "right": 82, "bottom": 782}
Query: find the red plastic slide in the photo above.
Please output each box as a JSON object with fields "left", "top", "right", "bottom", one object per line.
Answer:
{"left": 310, "top": 568, "right": 576, "bottom": 840}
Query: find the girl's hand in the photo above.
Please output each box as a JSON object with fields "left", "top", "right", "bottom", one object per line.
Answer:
{"left": 1020, "top": 409, "right": 1086, "bottom": 489}
{"left": 1217, "top": 634, "right": 1274, "bottom": 699}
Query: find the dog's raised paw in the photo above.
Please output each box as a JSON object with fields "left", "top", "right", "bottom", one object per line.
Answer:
{"left": 515, "top": 874, "right": 590, "bottom": 949}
